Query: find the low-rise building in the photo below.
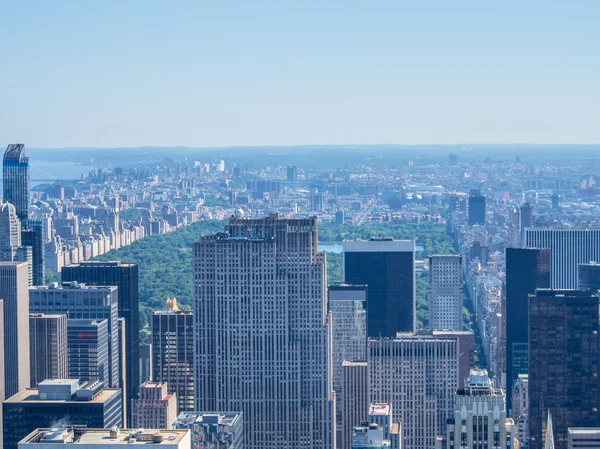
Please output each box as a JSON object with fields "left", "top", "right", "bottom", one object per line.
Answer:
{"left": 172, "top": 411, "right": 244, "bottom": 449}
{"left": 132, "top": 382, "right": 177, "bottom": 429}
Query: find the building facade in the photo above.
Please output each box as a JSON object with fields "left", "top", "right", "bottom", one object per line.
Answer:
{"left": 61, "top": 261, "right": 140, "bottom": 426}
{"left": 505, "top": 248, "right": 550, "bottom": 411}
{"left": 152, "top": 309, "right": 194, "bottom": 413}
{"left": 0, "top": 203, "right": 32, "bottom": 283}
{"left": 0, "top": 261, "right": 30, "bottom": 398}
{"left": 344, "top": 239, "right": 416, "bottom": 337}
{"left": 29, "top": 282, "right": 119, "bottom": 388}
{"left": 341, "top": 361, "right": 369, "bottom": 449}
{"left": 194, "top": 215, "right": 334, "bottom": 449}
{"left": 429, "top": 255, "right": 463, "bottom": 331}
{"left": 525, "top": 229, "right": 600, "bottom": 289}
{"left": 67, "top": 319, "right": 109, "bottom": 383}
{"left": 512, "top": 374, "right": 529, "bottom": 449}
{"left": 3, "top": 379, "right": 122, "bottom": 449}
{"left": 2, "top": 144, "right": 29, "bottom": 223}
{"left": 446, "top": 370, "right": 517, "bottom": 449}
{"left": 173, "top": 411, "right": 244, "bottom": 449}
{"left": 369, "top": 333, "right": 459, "bottom": 449}
{"left": 132, "top": 382, "right": 177, "bottom": 429}
{"left": 578, "top": 263, "right": 600, "bottom": 293}
{"left": 529, "top": 289, "right": 600, "bottom": 449}
{"left": 468, "top": 189, "right": 486, "bottom": 225}
{"left": 329, "top": 283, "right": 367, "bottom": 440}
{"left": 29, "top": 314, "right": 68, "bottom": 387}
{"left": 568, "top": 429, "right": 600, "bottom": 449}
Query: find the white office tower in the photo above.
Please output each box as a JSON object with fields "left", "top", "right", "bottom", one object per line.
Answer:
{"left": 524, "top": 229, "right": 600, "bottom": 289}
{"left": 512, "top": 374, "right": 529, "bottom": 449}
{"left": 369, "top": 333, "right": 459, "bottom": 449}
{"left": 446, "top": 370, "right": 518, "bottom": 449}
{"left": 193, "top": 214, "right": 334, "bottom": 449}
{"left": 429, "top": 255, "right": 463, "bottom": 330}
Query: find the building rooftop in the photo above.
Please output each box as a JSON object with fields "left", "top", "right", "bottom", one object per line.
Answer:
{"left": 20, "top": 428, "right": 189, "bottom": 446}
{"left": 342, "top": 360, "right": 368, "bottom": 367}
{"left": 568, "top": 428, "right": 600, "bottom": 436}
{"left": 369, "top": 403, "right": 391, "bottom": 416}
{"left": 5, "top": 382, "right": 119, "bottom": 404}
{"left": 32, "top": 282, "right": 117, "bottom": 291}
{"left": 343, "top": 239, "right": 415, "bottom": 252}
{"left": 173, "top": 411, "right": 242, "bottom": 427}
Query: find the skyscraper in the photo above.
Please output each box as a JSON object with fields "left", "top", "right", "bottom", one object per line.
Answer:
{"left": 2, "top": 144, "right": 29, "bottom": 223}
{"left": 529, "top": 289, "right": 600, "bottom": 449}
{"left": 61, "top": 261, "right": 139, "bottom": 425}
{"left": 341, "top": 361, "right": 369, "bottom": 449}
{"left": 524, "top": 229, "right": 600, "bottom": 289}
{"left": 21, "top": 215, "right": 46, "bottom": 286}
{"left": 328, "top": 283, "right": 367, "bottom": 424}
{"left": 520, "top": 203, "right": 534, "bottom": 244}
{"left": 505, "top": 248, "right": 550, "bottom": 411}
{"left": 67, "top": 319, "right": 109, "bottom": 383}
{"left": 369, "top": 332, "right": 459, "bottom": 449}
{"left": 578, "top": 262, "right": 600, "bottom": 293}
{"left": 194, "top": 214, "right": 334, "bottom": 449}
{"left": 29, "top": 314, "right": 68, "bottom": 387}
{"left": 152, "top": 304, "right": 194, "bottom": 413}
{"left": 468, "top": 189, "right": 486, "bottom": 225}
{"left": 132, "top": 381, "right": 177, "bottom": 429}
{"left": 29, "top": 282, "right": 119, "bottom": 388}
{"left": 2, "top": 379, "right": 122, "bottom": 449}
{"left": 429, "top": 255, "right": 463, "bottom": 330}
{"left": 0, "top": 261, "right": 30, "bottom": 398}
{"left": 344, "top": 238, "right": 415, "bottom": 337}
{"left": 0, "top": 203, "right": 32, "bottom": 284}
{"left": 446, "top": 370, "right": 517, "bottom": 449}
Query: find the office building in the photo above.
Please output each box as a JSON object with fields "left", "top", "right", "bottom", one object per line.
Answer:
{"left": 369, "top": 333, "right": 459, "bottom": 449}
{"left": 309, "top": 190, "right": 324, "bottom": 211}
{"left": 568, "top": 429, "right": 600, "bottom": 449}
{"left": 429, "top": 255, "right": 463, "bottom": 330}
{"left": 513, "top": 374, "right": 529, "bottom": 449}
{"left": 139, "top": 344, "right": 152, "bottom": 383}
{"left": 525, "top": 229, "right": 600, "bottom": 289}
{"left": 132, "top": 382, "right": 177, "bottom": 429}
{"left": 3, "top": 379, "right": 122, "bottom": 449}
{"left": 194, "top": 214, "right": 334, "bottom": 449}
{"left": 67, "top": 319, "right": 109, "bottom": 383}
{"left": 62, "top": 261, "right": 139, "bottom": 425}
{"left": 152, "top": 305, "right": 194, "bottom": 413}
{"left": 29, "top": 314, "right": 68, "bottom": 387}
{"left": 287, "top": 165, "right": 298, "bottom": 181}
{"left": 18, "top": 428, "right": 190, "bottom": 449}
{"left": 578, "top": 263, "right": 600, "bottom": 293}
{"left": 529, "top": 289, "right": 600, "bottom": 449}
{"left": 117, "top": 317, "right": 127, "bottom": 424}
{"left": 446, "top": 370, "right": 517, "bottom": 449}
{"left": 329, "top": 283, "right": 367, "bottom": 429}
{"left": 2, "top": 144, "right": 29, "bottom": 223}
{"left": 351, "top": 424, "right": 390, "bottom": 449}
{"left": 29, "top": 282, "right": 119, "bottom": 388}
{"left": 368, "top": 403, "right": 392, "bottom": 443}
{"left": 341, "top": 361, "right": 369, "bottom": 449}
{"left": 468, "top": 189, "right": 486, "bottom": 225}
{"left": 173, "top": 412, "right": 244, "bottom": 449}
{"left": 344, "top": 238, "right": 416, "bottom": 337}
{"left": 0, "top": 261, "right": 30, "bottom": 398}
{"left": 431, "top": 330, "right": 475, "bottom": 385}
{"left": 505, "top": 248, "right": 550, "bottom": 411}
{"left": 21, "top": 216, "right": 46, "bottom": 286}
{"left": 0, "top": 203, "right": 32, "bottom": 283}
{"left": 520, "top": 203, "right": 534, "bottom": 244}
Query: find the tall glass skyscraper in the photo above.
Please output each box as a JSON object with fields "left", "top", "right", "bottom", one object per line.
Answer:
{"left": 2, "top": 144, "right": 29, "bottom": 223}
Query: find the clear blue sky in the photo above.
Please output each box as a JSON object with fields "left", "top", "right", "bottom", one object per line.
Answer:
{"left": 1, "top": 1, "right": 599, "bottom": 147}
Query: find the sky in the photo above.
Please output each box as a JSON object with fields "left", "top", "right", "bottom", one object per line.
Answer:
{"left": 1, "top": 1, "right": 599, "bottom": 148}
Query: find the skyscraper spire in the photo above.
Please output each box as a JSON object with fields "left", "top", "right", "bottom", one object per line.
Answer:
{"left": 545, "top": 409, "right": 555, "bottom": 449}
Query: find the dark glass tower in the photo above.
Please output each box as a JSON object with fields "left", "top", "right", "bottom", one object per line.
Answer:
{"left": 21, "top": 215, "right": 45, "bottom": 286}
{"left": 343, "top": 238, "right": 415, "bottom": 337}
{"left": 505, "top": 248, "right": 550, "bottom": 411}
{"left": 578, "top": 263, "right": 600, "bottom": 293}
{"left": 2, "top": 144, "right": 29, "bottom": 224}
{"left": 152, "top": 309, "right": 194, "bottom": 413}
{"left": 61, "top": 261, "right": 139, "bottom": 426}
{"left": 468, "top": 189, "right": 486, "bottom": 225}
{"left": 529, "top": 289, "right": 600, "bottom": 449}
